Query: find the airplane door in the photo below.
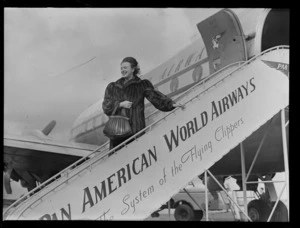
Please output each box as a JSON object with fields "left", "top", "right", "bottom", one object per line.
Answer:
{"left": 197, "top": 9, "right": 247, "bottom": 74}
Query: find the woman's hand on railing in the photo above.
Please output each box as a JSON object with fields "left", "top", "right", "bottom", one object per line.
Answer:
{"left": 173, "top": 102, "right": 185, "bottom": 110}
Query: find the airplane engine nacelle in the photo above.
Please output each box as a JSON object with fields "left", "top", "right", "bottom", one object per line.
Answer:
{"left": 23, "top": 130, "right": 49, "bottom": 140}
{"left": 21, "top": 120, "right": 56, "bottom": 140}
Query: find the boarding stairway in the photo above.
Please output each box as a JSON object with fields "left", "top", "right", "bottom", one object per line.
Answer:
{"left": 3, "top": 46, "right": 289, "bottom": 220}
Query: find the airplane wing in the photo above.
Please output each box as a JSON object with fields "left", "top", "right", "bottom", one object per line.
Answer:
{"left": 4, "top": 133, "right": 102, "bottom": 194}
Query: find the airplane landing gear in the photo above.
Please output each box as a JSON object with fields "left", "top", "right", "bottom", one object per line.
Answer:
{"left": 270, "top": 200, "right": 288, "bottom": 222}
{"left": 247, "top": 199, "right": 270, "bottom": 221}
{"left": 247, "top": 199, "right": 288, "bottom": 222}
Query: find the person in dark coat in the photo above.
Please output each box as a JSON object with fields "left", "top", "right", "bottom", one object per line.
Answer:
{"left": 102, "top": 57, "right": 183, "bottom": 150}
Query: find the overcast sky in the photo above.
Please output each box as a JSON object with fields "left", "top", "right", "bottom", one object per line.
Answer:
{"left": 4, "top": 7, "right": 225, "bottom": 200}
{"left": 4, "top": 8, "right": 224, "bottom": 141}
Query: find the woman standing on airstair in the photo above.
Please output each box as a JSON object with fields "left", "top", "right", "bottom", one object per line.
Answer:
{"left": 102, "top": 57, "right": 183, "bottom": 151}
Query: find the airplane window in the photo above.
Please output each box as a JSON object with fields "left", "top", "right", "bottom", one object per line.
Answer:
{"left": 175, "top": 59, "right": 184, "bottom": 73}
{"left": 167, "top": 64, "right": 175, "bottom": 76}
{"left": 194, "top": 48, "right": 204, "bottom": 63}
{"left": 192, "top": 64, "right": 203, "bottom": 82}
{"left": 194, "top": 52, "right": 201, "bottom": 62}
{"left": 185, "top": 53, "right": 196, "bottom": 67}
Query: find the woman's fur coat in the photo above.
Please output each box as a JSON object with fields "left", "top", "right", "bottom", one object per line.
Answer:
{"left": 102, "top": 75, "right": 175, "bottom": 148}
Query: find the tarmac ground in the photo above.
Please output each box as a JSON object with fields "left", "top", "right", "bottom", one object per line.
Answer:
{"left": 145, "top": 209, "right": 239, "bottom": 221}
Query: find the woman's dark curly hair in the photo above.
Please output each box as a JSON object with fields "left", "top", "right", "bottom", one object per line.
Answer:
{"left": 121, "top": 57, "right": 141, "bottom": 76}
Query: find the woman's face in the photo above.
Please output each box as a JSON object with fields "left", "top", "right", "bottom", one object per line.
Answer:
{"left": 121, "top": 61, "right": 134, "bottom": 79}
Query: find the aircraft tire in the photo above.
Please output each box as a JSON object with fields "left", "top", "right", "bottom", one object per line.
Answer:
{"left": 174, "top": 203, "right": 195, "bottom": 221}
{"left": 247, "top": 199, "right": 270, "bottom": 221}
{"left": 270, "top": 200, "right": 288, "bottom": 222}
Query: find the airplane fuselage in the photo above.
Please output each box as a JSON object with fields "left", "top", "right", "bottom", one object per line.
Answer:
{"left": 69, "top": 8, "right": 289, "bottom": 176}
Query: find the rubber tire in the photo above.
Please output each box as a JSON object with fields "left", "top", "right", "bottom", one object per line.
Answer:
{"left": 194, "top": 210, "right": 204, "bottom": 221}
{"left": 248, "top": 199, "right": 270, "bottom": 222}
{"left": 270, "top": 201, "right": 288, "bottom": 222}
{"left": 174, "top": 204, "right": 195, "bottom": 221}
{"left": 151, "top": 211, "right": 160, "bottom": 218}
